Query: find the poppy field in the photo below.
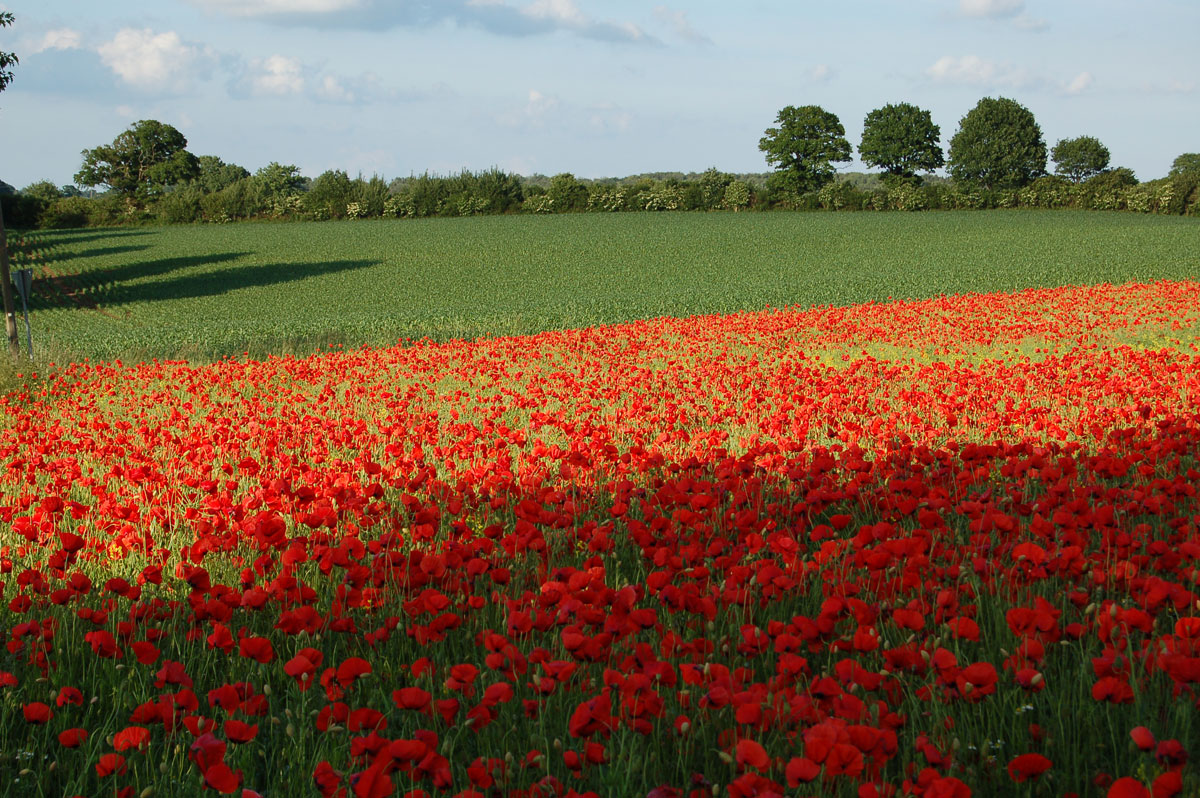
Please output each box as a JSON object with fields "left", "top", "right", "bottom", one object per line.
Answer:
{"left": 2, "top": 274, "right": 1200, "bottom": 798}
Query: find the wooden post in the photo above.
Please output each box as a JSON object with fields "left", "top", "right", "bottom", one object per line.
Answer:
{"left": 0, "top": 202, "right": 19, "bottom": 357}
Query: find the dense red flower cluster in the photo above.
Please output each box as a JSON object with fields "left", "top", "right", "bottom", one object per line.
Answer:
{"left": 1, "top": 281, "right": 1199, "bottom": 796}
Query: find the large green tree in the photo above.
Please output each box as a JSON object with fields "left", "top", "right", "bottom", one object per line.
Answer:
{"left": 76, "top": 120, "right": 200, "bottom": 200}
{"left": 1170, "top": 153, "right": 1200, "bottom": 177}
{"left": 0, "top": 12, "right": 20, "bottom": 357}
{"left": 194, "top": 156, "right": 250, "bottom": 194}
{"left": 759, "top": 105, "right": 852, "bottom": 194}
{"left": 1051, "top": 136, "right": 1110, "bottom": 182}
{"left": 859, "top": 102, "right": 944, "bottom": 186}
{"left": 948, "top": 97, "right": 1047, "bottom": 190}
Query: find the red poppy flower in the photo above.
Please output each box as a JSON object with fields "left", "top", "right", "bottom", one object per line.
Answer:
{"left": 96, "top": 753, "right": 127, "bottom": 778}
{"left": 22, "top": 702, "right": 52, "bottom": 724}
{"left": 1007, "top": 753, "right": 1052, "bottom": 782}
{"left": 225, "top": 719, "right": 259, "bottom": 744}
{"left": 113, "top": 725, "right": 151, "bottom": 752}
{"left": 56, "top": 686, "right": 83, "bottom": 707}
{"left": 204, "top": 763, "right": 243, "bottom": 795}
{"left": 785, "top": 757, "right": 820, "bottom": 786}
{"left": 336, "top": 657, "right": 372, "bottom": 687}
{"left": 392, "top": 687, "right": 433, "bottom": 714}
{"left": 58, "top": 727, "right": 88, "bottom": 747}
{"left": 1130, "top": 727, "right": 1156, "bottom": 751}
{"left": 955, "top": 662, "right": 998, "bottom": 702}
{"left": 1108, "top": 778, "right": 1150, "bottom": 798}
{"left": 735, "top": 739, "right": 770, "bottom": 771}
{"left": 238, "top": 637, "right": 274, "bottom": 664}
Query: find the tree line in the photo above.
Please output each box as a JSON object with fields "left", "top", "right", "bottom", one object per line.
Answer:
{"left": 3, "top": 98, "right": 1199, "bottom": 229}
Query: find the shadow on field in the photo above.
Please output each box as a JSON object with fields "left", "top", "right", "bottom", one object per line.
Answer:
{"left": 97, "top": 258, "right": 381, "bottom": 306}
{"left": 33, "top": 252, "right": 249, "bottom": 311}
{"left": 35, "top": 229, "right": 154, "bottom": 248}
{"left": 50, "top": 244, "right": 153, "bottom": 263}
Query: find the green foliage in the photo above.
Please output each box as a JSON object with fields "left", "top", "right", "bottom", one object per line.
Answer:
{"left": 254, "top": 162, "right": 306, "bottom": 203}
{"left": 305, "top": 170, "right": 356, "bottom": 220}
{"left": 0, "top": 11, "right": 16, "bottom": 94}
{"left": 1170, "top": 153, "right": 1200, "bottom": 177}
{"left": 1052, "top": 136, "right": 1111, "bottom": 182}
{"left": 76, "top": 120, "right": 201, "bottom": 201}
{"left": 759, "top": 105, "right": 852, "bottom": 194}
{"left": 859, "top": 102, "right": 944, "bottom": 185}
{"left": 948, "top": 97, "right": 1047, "bottom": 190}
{"left": 21, "top": 179, "right": 62, "bottom": 204}
{"left": 39, "top": 196, "right": 94, "bottom": 229}
{"left": 194, "top": 156, "right": 250, "bottom": 194}
{"left": 1017, "top": 175, "right": 1073, "bottom": 209}
{"left": 548, "top": 173, "right": 589, "bottom": 212}
{"left": 28, "top": 212, "right": 1200, "bottom": 363}
{"left": 723, "top": 181, "right": 751, "bottom": 211}
{"left": 155, "top": 185, "right": 205, "bottom": 224}
{"left": 199, "top": 177, "right": 270, "bottom": 222}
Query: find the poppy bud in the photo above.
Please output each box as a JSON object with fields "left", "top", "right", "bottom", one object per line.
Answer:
{"left": 286, "top": 723, "right": 295, "bottom": 738}
{"left": 717, "top": 751, "right": 733, "bottom": 765}
{"left": 141, "top": 789, "right": 153, "bottom": 798}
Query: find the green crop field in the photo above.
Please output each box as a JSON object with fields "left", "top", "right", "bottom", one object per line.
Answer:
{"left": 16, "top": 210, "right": 1200, "bottom": 363}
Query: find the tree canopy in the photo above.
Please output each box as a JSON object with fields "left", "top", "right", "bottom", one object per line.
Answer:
{"left": 76, "top": 120, "right": 200, "bottom": 200}
{"left": 1051, "top": 136, "right": 1110, "bottom": 182}
{"left": 195, "top": 156, "right": 250, "bottom": 194}
{"left": 0, "top": 12, "right": 16, "bottom": 96}
{"left": 859, "top": 102, "right": 944, "bottom": 186}
{"left": 758, "top": 105, "right": 852, "bottom": 195}
{"left": 1170, "top": 153, "right": 1200, "bottom": 177}
{"left": 948, "top": 97, "right": 1047, "bottom": 190}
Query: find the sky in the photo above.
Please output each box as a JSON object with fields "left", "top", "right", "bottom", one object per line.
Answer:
{"left": 0, "top": 0, "right": 1196, "bottom": 190}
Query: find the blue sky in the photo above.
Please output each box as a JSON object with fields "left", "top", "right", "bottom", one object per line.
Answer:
{"left": 1, "top": 0, "right": 1196, "bottom": 189}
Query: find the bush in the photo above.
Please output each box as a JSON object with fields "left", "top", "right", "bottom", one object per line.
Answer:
{"left": 1165, "top": 171, "right": 1200, "bottom": 215}
{"left": 155, "top": 186, "right": 204, "bottom": 224}
{"left": 885, "top": 183, "right": 926, "bottom": 211}
{"left": 816, "top": 181, "right": 863, "bottom": 211}
{"left": 1017, "top": 176, "right": 1072, "bottom": 209}
{"left": 200, "top": 177, "right": 269, "bottom": 222}
{"left": 1076, "top": 168, "right": 1137, "bottom": 211}
{"left": 1, "top": 194, "right": 44, "bottom": 228}
{"left": 39, "top": 197, "right": 93, "bottom": 229}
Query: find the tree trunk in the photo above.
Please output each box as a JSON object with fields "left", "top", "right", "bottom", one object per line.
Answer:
{"left": 0, "top": 202, "right": 20, "bottom": 357}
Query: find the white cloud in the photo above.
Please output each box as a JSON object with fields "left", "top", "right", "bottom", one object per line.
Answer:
{"left": 315, "top": 74, "right": 354, "bottom": 103}
{"left": 927, "top": 54, "right": 1001, "bottom": 84}
{"left": 97, "top": 29, "right": 200, "bottom": 93}
{"left": 810, "top": 64, "right": 834, "bottom": 82}
{"left": 189, "top": 0, "right": 652, "bottom": 43}
{"left": 925, "top": 54, "right": 1038, "bottom": 88}
{"left": 653, "top": 5, "right": 711, "bottom": 45}
{"left": 498, "top": 88, "right": 559, "bottom": 127}
{"left": 959, "top": 0, "right": 1023, "bottom": 18}
{"left": 1064, "top": 71, "right": 1093, "bottom": 95}
{"left": 523, "top": 0, "right": 586, "bottom": 26}
{"left": 1013, "top": 14, "right": 1049, "bottom": 31}
{"left": 251, "top": 55, "right": 305, "bottom": 96}
{"left": 31, "top": 28, "right": 82, "bottom": 54}
{"left": 189, "top": 0, "right": 363, "bottom": 15}
{"left": 587, "top": 102, "right": 631, "bottom": 133}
